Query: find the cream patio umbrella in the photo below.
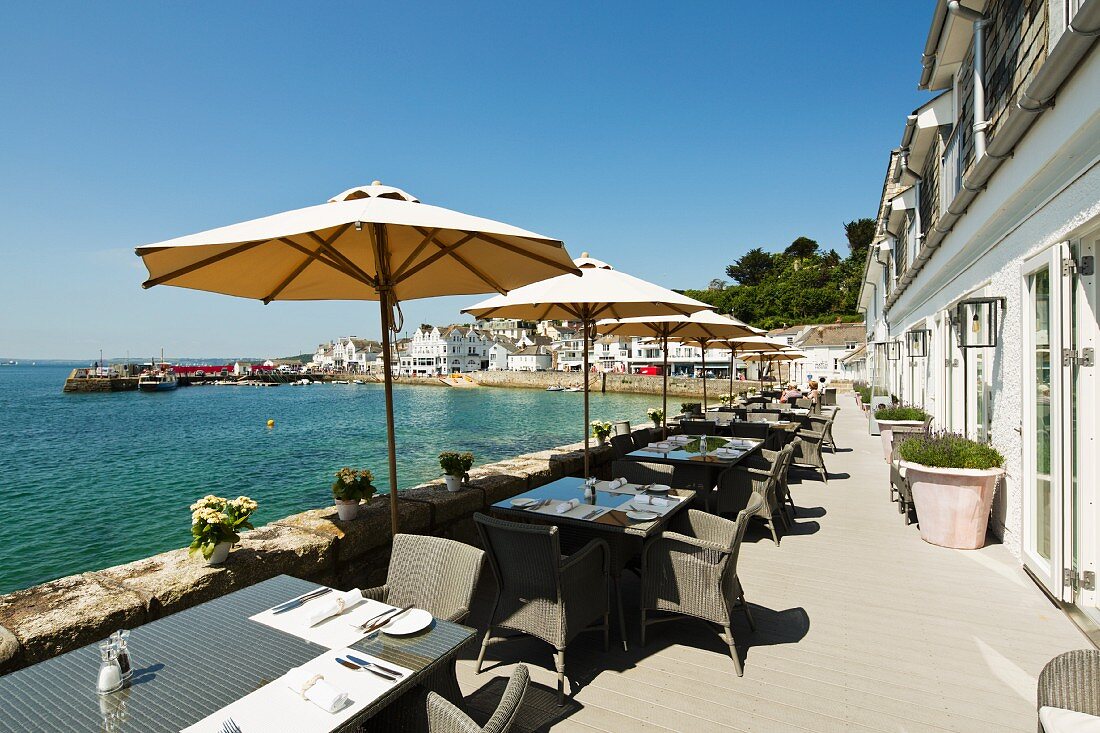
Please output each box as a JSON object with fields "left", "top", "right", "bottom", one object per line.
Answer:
{"left": 715, "top": 335, "right": 790, "bottom": 400}
{"left": 597, "top": 310, "right": 754, "bottom": 429}
{"left": 741, "top": 349, "right": 808, "bottom": 385}
{"left": 135, "top": 182, "right": 579, "bottom": 535}
{"left": 464, "top": 254, "right": 711, "bottom": 478}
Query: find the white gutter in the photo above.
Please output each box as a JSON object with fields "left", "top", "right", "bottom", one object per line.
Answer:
{"left": 886, "top": 0, "right": 1100, "bottom": 311}
{"left": 919, "top": 0, "right": 951, "bottom": 90}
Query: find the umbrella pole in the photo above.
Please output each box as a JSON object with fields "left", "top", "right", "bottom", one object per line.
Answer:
{"left": 379, "top": 291, "right": 400, "bottom": 537}
{"left": 728, "top": 346, "right": 734, "bottom": 398}
{"left": 583, "top": 318, "right": 591, "bottom": 480}
{"left": 662, "top": 334, "right": 668, "bottom": 437}
{"left": 701, "top": 342, "right": 707, "bottom": 411}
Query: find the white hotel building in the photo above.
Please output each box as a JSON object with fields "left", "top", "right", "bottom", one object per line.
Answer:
{"left": 859, "top": 0, "right": 1099, "bottom": 639}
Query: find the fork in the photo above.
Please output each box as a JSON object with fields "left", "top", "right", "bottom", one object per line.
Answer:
{"left": 221, "top": 718, "right": 242, "bottom": 733}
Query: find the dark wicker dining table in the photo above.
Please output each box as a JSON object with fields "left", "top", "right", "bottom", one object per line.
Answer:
{"left": 0, "top": 574, "right": 474, "bottom": 733}
{"left": 490, "top": 476, "right": 697, "bottom": 650}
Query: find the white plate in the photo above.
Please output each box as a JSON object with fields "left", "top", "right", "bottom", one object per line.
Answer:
{"left": 626, "top": 510, "right": 659, "bottom": 521}
{"left": 380, "top": 608, "right": 433, "bottom": 635}
{"left": 510, "top": 498, "right": 537, "bottom": 507}
{"left": 643, "top": 484, "right": 671, "bottom": 494}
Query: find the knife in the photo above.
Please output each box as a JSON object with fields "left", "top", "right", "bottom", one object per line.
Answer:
{"left": 346, "top": 655, "right": 405, "bottom": 677}
{"left": 272, "top": 587, "right": 332, "bottom": 614}
{"left": 361, "top": 605, "right": 412, "bottom": 633}
{"left": 336, "top": 657, "right": 398, "bottom": 681}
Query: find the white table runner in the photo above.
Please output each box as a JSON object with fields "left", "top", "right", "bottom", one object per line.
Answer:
{"left": 531, "top": 499, "right": 611, "bottom": 521}
{"left": 180, "top": 648, "right": 412, "bottom": 733}
{"left": 250, "top": 596, "right": 398, "bottom": 649}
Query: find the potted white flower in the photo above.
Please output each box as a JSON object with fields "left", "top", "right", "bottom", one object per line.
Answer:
{"left": 680, "top": 402, "right": 702, "bottom": 417}
{"left": 590, "top": 420, "right": 613, "bottom": 446}
{"left": 439, "top": 451, "right": 473, "bottom": 492}
{"left": 646, "top": 407, "right": 664, "bottom": 428}
{"left": 899, "top": 432, "right": 1005, "bottom": 549}
{"left": 332, "top": 467, "right": 376, "bottom": 520}
{"left": 874, "top": 405, "right": 930, "bottom": 461}
{"left": 189, "top": 494, "right": 258, "bottom": 565}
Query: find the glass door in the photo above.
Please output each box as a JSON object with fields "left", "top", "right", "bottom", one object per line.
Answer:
{"left": 1023, "top": 251, "right": 1061, "bottom": 592}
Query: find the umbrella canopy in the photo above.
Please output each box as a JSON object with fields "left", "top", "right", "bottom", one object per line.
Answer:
{"left": 465, "top": 255, "right": 711, "bottom": 477}
{"left": 597, "top": 310, "right": 755, "bottom": 422}
{"left": 136, "top": 182, "right": 579, "bottom": 535}
{"left": 712, "top": 335, "right": 790, "bottom": 398}
{"left": 741, "top": 349, "right": 807, "bottom": 384}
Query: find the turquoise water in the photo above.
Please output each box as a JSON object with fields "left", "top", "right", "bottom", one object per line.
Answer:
{"left": 0, "top": 364, "right": 659, "bottom": 594}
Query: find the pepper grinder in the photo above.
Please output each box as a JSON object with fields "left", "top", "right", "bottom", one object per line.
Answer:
{"left": 111, "top": 630, "right": 133, "bottom": 682}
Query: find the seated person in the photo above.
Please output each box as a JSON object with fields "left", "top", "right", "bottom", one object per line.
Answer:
{"left": 806, "top": 380, "right": 820, "bottom": 405}
{"left": 779, "top": 383, "right": 802, "bottom": 403}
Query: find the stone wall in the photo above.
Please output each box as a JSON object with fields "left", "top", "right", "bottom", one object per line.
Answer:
{"left": 0, "top": 440, "right": 616, "bottom": 675}
{"left": 469, "top": 370, "right": 783, "bottom": 398}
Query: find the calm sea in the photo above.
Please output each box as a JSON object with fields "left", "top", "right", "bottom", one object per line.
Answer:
{"left": 0, "top": 364, "right": 659, "bottom": 595}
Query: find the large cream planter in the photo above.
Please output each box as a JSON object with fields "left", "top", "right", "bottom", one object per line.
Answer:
{"left": 901, "top": 462, "right": 1003, "bottom": 549}
{"left": 877, "top": 420, "right": 926, "bottom": 462}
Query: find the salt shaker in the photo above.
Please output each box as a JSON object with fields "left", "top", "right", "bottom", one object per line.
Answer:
{"left": 96, "top": 642, "right": 123, "bottom": 695}
{"left": 583, "top": 477, "right": 596, "bottom": 500}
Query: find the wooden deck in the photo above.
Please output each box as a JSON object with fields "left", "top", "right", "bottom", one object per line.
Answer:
{"left": 454, "top": 401, "right": 1090, "bottom": 732}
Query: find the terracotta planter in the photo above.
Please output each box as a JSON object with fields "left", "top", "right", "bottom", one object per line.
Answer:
{"left": 335, "top": 498, "right": 360, "bottom": 520}
{"left": 902, "top": 462, "right": 1003, "bottom": 549}
{"left": 877, "top": 419, "right": 926, "bottom": 462}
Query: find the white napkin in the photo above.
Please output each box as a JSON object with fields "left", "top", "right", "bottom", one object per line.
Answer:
{"left": 284, "top": 667, "right": 348, "bottom": 714}
{"left": 555, "top": 498, "right": 580, "bottom": 513}
{"left": 634, "top": 495, "right": 669, "bottom": 507}
{"left": 655, "top": 442, "right": 672, "bottom": 449}
{"left": 1039, "top": 707, "right": 1100, "bottom": 732}
{"left": 606, "top": 478, "right": 627, "bottom": 489}
{"left": 308, "top": 589, "right": 364, "bottom": 626}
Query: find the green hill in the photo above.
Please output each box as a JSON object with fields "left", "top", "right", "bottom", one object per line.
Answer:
{"left": 682, "top": 218, "right": 874, "bottom": 330}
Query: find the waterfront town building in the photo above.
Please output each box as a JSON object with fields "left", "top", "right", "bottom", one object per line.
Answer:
{"left": 858, "top": 0, "right": 1100, "bottom": 637}
{"left": 399, "top": 325, "right": 491, "bottom": 376}
{"left": 506, "top": 345, "right": 553, "bottom": 371}
{"left": 486, "top": 340, "right": 518, "bottom": 370}
{"left": 475, "top": 318, "right": 536, "bottom": 343}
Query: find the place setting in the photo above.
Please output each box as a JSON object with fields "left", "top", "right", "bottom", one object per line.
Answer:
{"left": 180, "top": 646, "right": 414, "bottom": 733}
{"left": 250, "top": 587, "right": 433, "bottom": 649}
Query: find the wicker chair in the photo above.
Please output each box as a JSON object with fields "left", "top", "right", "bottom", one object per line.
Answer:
{"left": 610, "top": 433, "right": 635, "bottom": 459}
{"left": 680, "top": 419, "right": 717, "bottom": 436}
{"left": 611, "top": 459, "right": 676, "bottom": 487}
{"left": 889, "top": 425, "right": 925, "bottom": 524}
{"left": 362, "top": 534, "right": 484, "bottom": 623}
{"left": 714, "top": 444, "right": 792, "bottom": 545}
{"left": 630, "top": 427, "right": 652, "bottom": 449}
{"left": 730, "top": 421, "right": 769, "bottom": 442}
{"left": 473, "top": 513, "right": 610, "bottom": 705}
{"left": 809, "top": 409, "right": 839, "bottom": 452}
{"left": 791, "top": 424, "right": 829, "bottom": 483}
{"left": 775, "top": 438, "right": 799, "bottom": 515}
{"left": 1037, "top": 649, "right": 1100, "bottom": 732}
{"left": 367, "top": 663, "right": 529, "bottom": 733}
{"left": 639, "top": 496, "right": 762, "bottom": 676}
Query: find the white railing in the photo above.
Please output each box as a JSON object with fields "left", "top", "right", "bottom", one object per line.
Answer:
{"left": 941, "top": 126, "right": 963, "bottom": 214}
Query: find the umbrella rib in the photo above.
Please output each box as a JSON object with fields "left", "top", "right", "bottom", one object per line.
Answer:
{"left": 140, "top": 239, "right": 267, "bottom": 288}
{"left": 263, "top": 243, "right": 324, "bottom": 304}
{"left": 395, "top": 232, "right": 477, "bottom": 284}
{"left": 475, "top": 233, "right": 581, "bottom": 274}
{"left": 277, "top": 234, "right": 374, "bottom": 288}
{"left": 303, "top": 230, "right": 378, "bottom": 288}
{"left": 390, "top": 228, "right": 440, "bottom": 282}
{"left": 537, "top": 303, "right": 556, "bottom": 321}
{"left": 443, "top": 247, "right": 508, "bottom": 295}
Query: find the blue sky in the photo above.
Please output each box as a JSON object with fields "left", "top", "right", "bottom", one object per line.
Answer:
{"left": 0, "top": 1, "right": 932, "bottom": 360}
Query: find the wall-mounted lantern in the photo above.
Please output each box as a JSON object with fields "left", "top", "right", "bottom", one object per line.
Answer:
{"left": 906, "top": 329, "right": 931, "bottom": 357}
{"left": 886, "top": 340, "right": 901, "bottom": 361}
{"left": 953, "top": 297, "right": 1005, "bottom": 348}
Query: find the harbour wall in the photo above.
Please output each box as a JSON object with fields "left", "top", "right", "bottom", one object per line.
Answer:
{"left": 469, "top": 370, "right": 852, "bottom": 398}
{"left": 0, "top": 439, "right": 617, "bottom": 675}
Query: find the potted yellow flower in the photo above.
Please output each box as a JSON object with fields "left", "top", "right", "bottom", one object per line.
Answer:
{"left": 439, "top": 451, "right": 474, "bottom": 492}
{"left": 332, "top": 467, "right": 375, "bottom": 520}
{"left": 590, "top": 420, "right": 613, "bottom": 446}
{"left": 189, "top": 495, "right": 258, "bottom": 565}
